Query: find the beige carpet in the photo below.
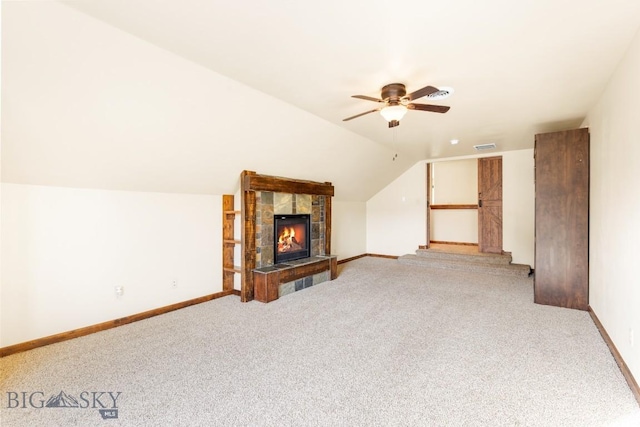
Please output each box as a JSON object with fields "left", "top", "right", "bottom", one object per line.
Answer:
{"left": 1, "top": 257, "right": 638, "bottom": 426}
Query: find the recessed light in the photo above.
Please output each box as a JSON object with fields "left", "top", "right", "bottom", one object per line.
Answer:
{"left": 450, "top": 139, "right": 459, "bottom": 145}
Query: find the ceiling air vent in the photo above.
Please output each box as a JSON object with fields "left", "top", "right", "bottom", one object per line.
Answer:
{"left": 473, "top": 143, "right": 497, "bottom": 151}
{"left": 427, "top": 87, "right": 454, "bottom": 100}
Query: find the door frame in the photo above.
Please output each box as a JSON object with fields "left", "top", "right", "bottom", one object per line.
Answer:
{"left": 425, "top": 157, "right": 503, "bottom": 252}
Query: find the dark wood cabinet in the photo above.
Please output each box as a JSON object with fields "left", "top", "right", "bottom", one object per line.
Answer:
{"left": 534, "top": 128, "right": 589, "bottom": 310}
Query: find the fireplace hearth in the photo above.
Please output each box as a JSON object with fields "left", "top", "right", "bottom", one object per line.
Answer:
{"left": 274, "top": 214, "right": 311, "bottom": 263}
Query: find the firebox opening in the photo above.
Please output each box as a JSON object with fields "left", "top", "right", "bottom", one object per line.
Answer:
{"left": 274, "top": 214, "right": 311, "bottom": 263}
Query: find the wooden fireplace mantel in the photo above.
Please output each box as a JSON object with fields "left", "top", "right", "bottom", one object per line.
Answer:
{"left": 244, "top": 173, "right": 334, "bottom": 196}
{"left": 240, "top": 170, "right": 335, "bottom": 302}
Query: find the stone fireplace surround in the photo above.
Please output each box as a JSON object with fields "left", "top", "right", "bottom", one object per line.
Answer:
{"left": 239, "top": 171, "right": 336, "bottom": 302}
{"left": 256, "top": 192, "right": 323, "bottom": 267}
{"left": 255, "top": 192, "right": 330, "bottom": 298}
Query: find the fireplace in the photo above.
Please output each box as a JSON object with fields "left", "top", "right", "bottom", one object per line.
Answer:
{"left": 274, "top": 214, "right": 311, "bottom": 263}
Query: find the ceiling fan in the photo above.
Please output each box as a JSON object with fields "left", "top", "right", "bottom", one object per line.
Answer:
{"left": 343, "top": 83, "right": 450, "bottom": 128}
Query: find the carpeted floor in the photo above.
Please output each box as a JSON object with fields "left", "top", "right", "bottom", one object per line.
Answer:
{"left": 1, "top": 257, "right": 638, "bottom": 426}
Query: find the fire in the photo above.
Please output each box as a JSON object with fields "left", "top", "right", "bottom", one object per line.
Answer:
{"left": 278, "top": 226, "right": 302, "bottom": 253}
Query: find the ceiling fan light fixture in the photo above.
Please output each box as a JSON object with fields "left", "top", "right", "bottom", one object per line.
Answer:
{"left": 380, "top": 105, "right": 408, "bottom": 122}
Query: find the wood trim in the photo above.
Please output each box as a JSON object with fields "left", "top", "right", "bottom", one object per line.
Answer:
{"left": 241, "top": 171, "right": 256, "bottom": 302}
{"left": 278, "top": 259, "right": 332, "bottom": 284}
{"left": 0, "top": 290, "right": 237, "bottom": 358}
{"left": 430, "top": 204, "right": 478, "bottom": 210}
{"left": 338, "top": 254, "right": 368, "bottom": 264}
{"left": 366, "top": 253, "right": 399, "bottom": 260}
{"left": 430, "top": 240, "right": 479, "bottom": 247}
{"left": 223, "top": 239, "right": 242, "bottom": 244}
{"left": 588, "top": 306, "right": 640, "bottom": 405}
{"left": 338, "top": 254, "right": 402, "bottom": 264}
{"left": 244, "top": 171, "right": 335, "bottom": 196}
{"left": 222, "top": 195, "right": 236, "bottom": 292}
{"left": 324, "top": 193, "right": 332, "bottom": 255}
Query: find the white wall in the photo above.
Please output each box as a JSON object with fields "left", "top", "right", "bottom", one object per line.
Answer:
{"left": 366, "top": 150, "right": 535, "bottom": 266}
{"left": 430, "top": 210, "right": 478, "bottom": 243}
{"left": 0, "top": 184, "right": 220, "bottom": 347}
{"left": 366, "top": 162, "right": 427, "bottom": 255}
{"left": 332, "top": 200, "right": 366, "bottom": 260}
{"left": 0, "top": 0, "right": 3, "bottom": 353}
{"left": 431, "top": 159, "right": 478, "bottom": 204}
{"left": 582, "top": 27, "right": 640, "bottom": 383}
{"left": 502, "top": 150, "right": 535, "bottom": 266}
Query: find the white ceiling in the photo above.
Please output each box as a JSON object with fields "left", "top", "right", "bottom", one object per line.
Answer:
{"left": 60, "top": 0, "right": 640, "bottom": 157}
{"left": 3, "top": 1, "right": 640, "bottom": 200}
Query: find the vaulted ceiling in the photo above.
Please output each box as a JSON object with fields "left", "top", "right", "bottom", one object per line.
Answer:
{"left": 3, "top": 1, "right": 640, "bottom": 200}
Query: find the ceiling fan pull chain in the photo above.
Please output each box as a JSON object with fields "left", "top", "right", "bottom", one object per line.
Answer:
{"left": 392, "top": 127, "right": 398, "bottom": 161}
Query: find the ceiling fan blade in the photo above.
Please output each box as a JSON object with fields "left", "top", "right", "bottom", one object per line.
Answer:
{"left": 352, "top": 95, "right": 384, "bottom": 103}
{"left": 343, "top": 109, "right": 380, "bottom": 121}
{"left": 406, "top": 85, "right": 439, "bottom": 101}
{"left": 408, "top": 103, "right": 450, "bottom": 113}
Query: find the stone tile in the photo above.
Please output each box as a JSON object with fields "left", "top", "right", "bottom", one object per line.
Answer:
{"left": 296, "top": 195, "right": 312, "bottom": 214}
{"left": 311, "top": 223, "right": 320, "bottom": 239}
{"left": 262, "top": 205, "right": 274, "bottom": 225}
{"left": 303, "top": 276, "right": 313, "bottom": 289}
{"left": 311, "top": 206, "right": 321, "bottom": 222}
{"left": 262, "top": 226, "right": 274, "bottom": 246}
{"left": 295, "top": 279, "right": 304, "bottom": 292}
{"left": 261, "top": 192, "right": 274, "bottom": 205}
{"left": 313, "top": 271, "right": 330, "bottom": 285}
{"left": 312, "top": 195, "right": 320, "bottom": 205}
{"left": 311, "top": 239, "right": 321, "bottom": 256}
{"left": 274, "top": 193, "right": 293, "bottom": 214}
{"left": 279, "top": 281, "right": 295, "bottom": 297}
{"left": 261, "top": 245, "right": 274, "bottom": 265}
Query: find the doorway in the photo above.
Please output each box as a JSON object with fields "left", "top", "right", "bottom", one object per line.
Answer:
{"left": 427, "top": 156, "right": 503, "bottom": 254}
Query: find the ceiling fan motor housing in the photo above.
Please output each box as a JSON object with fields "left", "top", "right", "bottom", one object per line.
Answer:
{"left": 381, "top": 83, "right": 406, "bottom": 104}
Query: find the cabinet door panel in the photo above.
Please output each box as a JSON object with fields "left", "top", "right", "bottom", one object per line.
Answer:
{"left": 534, "top": 128, "right": 589, "bottom": 310}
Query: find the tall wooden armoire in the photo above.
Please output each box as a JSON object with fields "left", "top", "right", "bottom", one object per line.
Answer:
{"left": 534, "top": 128, "right": 589, "bottom": 310}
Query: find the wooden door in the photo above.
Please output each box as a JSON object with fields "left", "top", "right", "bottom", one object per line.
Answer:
{"left": 478, "top": 156, "right": 503, "bottom": 253}
{"left": 534, "top": 128, "right": 589, "bottom": 310}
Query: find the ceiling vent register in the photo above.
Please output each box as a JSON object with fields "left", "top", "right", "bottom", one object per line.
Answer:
{"left": 473, "top": 143, "right": 497, "bottom": 151}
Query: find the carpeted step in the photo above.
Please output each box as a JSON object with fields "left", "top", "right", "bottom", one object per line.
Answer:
{"left": 397, "top": 254, "right": 531, "bottom": 277}
{"left": 415, "top": 248, "right": 513, "bottom": 265}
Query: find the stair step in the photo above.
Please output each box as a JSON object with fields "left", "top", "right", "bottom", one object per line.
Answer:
{"left": 398, "top": 254, "right": 531, "bottom": 277}
{"left": 415, "top": 248, "right": 513, "bottom": 265}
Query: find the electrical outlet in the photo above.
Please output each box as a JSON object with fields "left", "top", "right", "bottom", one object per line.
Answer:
{"left": 171, "top": 278, "right": 178, "bottom": 288}
{"left": 114, "top": 286, "right": 124, "bottom": 297}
